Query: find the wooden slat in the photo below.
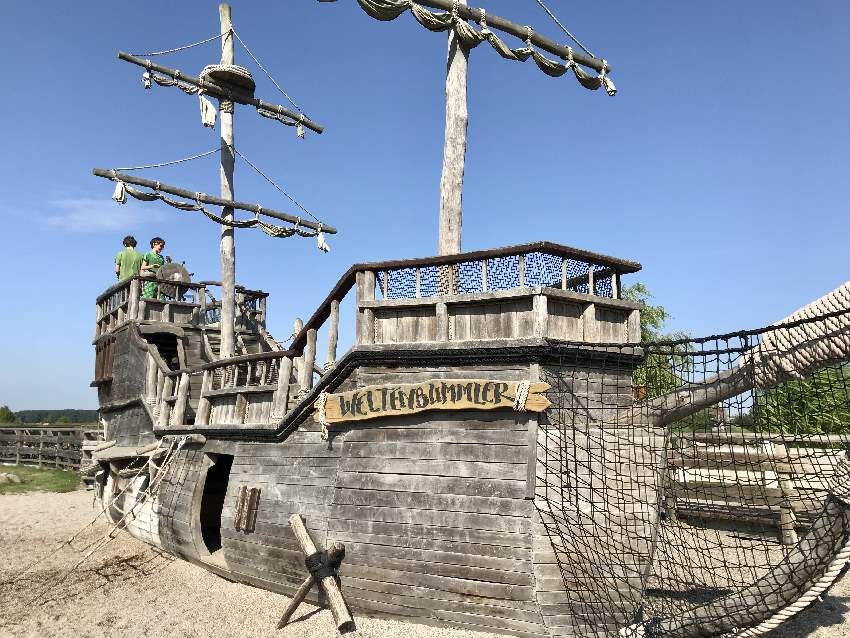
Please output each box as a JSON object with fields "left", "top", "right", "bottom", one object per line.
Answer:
{"left": 338, "top": 457, "right": 526, "bottom": 480}
{"left": 332, "top": 488, "right": 531, "bottom": 517}
{"left": 336, "top": 471, "right": 526, "bottom": 499}
{"left": 329, "top": 504, "right": 529, "bottom": 534}
{"left": 328, "top": 518, "right": 532, "bottom": 549}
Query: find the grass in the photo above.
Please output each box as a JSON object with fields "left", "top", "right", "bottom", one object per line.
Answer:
{"left": 0, "top": 464, "right": 80, "bottom": 495}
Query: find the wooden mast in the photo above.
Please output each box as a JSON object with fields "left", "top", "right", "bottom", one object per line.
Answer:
{"left": 219, "top": 3, "right": 237, "bottom": 359}
{"left": 438, "top": 0, "right": 469, "bottom": 256}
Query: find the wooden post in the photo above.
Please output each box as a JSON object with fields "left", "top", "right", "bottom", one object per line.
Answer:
{"left": 287, "top": 514, "right": 355, "bottom": 633}
{"left": 436, "top": 301, "right": 449, "bottom": 342}
{"left": 612, "top": 272, "right": 620, "bottom": 299}
{"left": 518, "top": 253, "right": 526, "bottom": 287}
{"left": 172, "top": 373, "right": 190, "bottom": 425}
{"left": 533, "top": 294, "right": 548, "bottom": 338}
{"left": 258, "top": 295, "right": 267, "bottom": 325}
{"left": 299, "top": 329, "right": 317, "bottom": 393}
{"left": 774, "top": 443, "right": 799, "bottom": 546}
{"left": 587, "top": 265, "right": 595, "bottom": 296}
{"left": 218, "top": 2, "right": 237, "bottom": 359}
{"left": 145, "top": 352, "right": 158, "bottom": 405}
{"left": 561, "top": 257, "right": 568, "bottom": 290}
{"left": 356, "top": 271, "right": 375, "bottom": 346}
{"left": 196, "top": 370, "right": 212, "bottom": 425}
{"left": 158, "top": 376, "right": 175, "bottom": 427}
{"left": 156, "top": 367, "right": 166, "bottom": 410}
{"left": 292, "top": 318, "right": 304, "bottom": 387}
{"left": 325, "top": 299, "right": 340, "bottom": 369}
{"left": 271, "top": 355, "right": 294, "bottom": 419}
{"left": 438, "top": 0, "right": 469, "bottom": 255}
{"left": 199, "top": 286, "right": 208, "bottom": 325}
{"left": 128, "top": 278, "right": 140, "bottom": 320}
{"left": 38, "top": 432, "right": 44, "bottom": 469}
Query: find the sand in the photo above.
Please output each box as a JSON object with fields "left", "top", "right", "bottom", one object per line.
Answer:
{"left": 0, "top": 489, "right": 848, "bottom": 638}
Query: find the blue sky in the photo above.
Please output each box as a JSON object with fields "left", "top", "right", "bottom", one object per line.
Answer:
{"left": 1, "top": 1, "right": 848, "bottom": 409}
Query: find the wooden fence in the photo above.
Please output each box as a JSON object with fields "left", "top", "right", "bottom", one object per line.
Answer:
{"left": 0, "top": 424, "right": 102, "bottom": 471}
{"left": 667, "top": 431, "right": 848, "bottom": 543}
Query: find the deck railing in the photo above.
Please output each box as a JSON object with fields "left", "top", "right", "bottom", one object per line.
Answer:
{"left": 95, "top": 276, "right": 268, "bottom": 339}
{"left": 149, "top": 241, "right": 642, "bottom": 429}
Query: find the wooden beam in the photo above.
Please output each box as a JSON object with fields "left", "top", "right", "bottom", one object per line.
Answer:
{"left": 324, "top": 299, "right": 340, "bottom": 369}
{"left": 288, "top": 514, "right": 355, "bottom": 632}
{"left": 219, "top": 2, "right": 236, "bottom": 360}
{"left": 92, "top": 169, "right": 337, "bottom": 234}
{"left": 116, "top": 52, "right": 324, "bottom": 134}
{"left": 277, "top": 542, "right": 346, "bottom": 629}
{"left": 438, "top": 0, "right": 469, "bottom": 256}
{"left": 413, "top": 0, "right": 609, "bottom": 74}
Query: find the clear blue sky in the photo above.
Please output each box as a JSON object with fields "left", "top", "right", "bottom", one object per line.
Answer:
{"left": 1, "top": 1, "right": 848, "bottom": 409}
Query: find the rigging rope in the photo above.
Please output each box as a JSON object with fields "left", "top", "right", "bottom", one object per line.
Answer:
{"left": 532, "top": 0, "right": 595, "bottom": 59}
{"left": 115, "top": 148, "right": 220, "bottom": 172}
{"left": 0, "top": 449, "right": 159, "bottom": 586}
{"left": 108, "top": 171, "right": 330, "bottom": 249}
{"left": 130, "top": 33, "right": 223, "bottom": 57}
{"left": 353, "top": 0, "right": 615, "bottom": 95}
{"left": 24, "top": 438, "right": 187, "bottom": 607}
{"left": 234, "top": 148, "right": 321, "bottom": 224}
{"left": 231, "top": 29, "right": 306, "bottom": 116}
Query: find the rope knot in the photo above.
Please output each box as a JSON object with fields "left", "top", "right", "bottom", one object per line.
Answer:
{"left": 304, "top": 546, "right": 344, "bottom": 581}
{"left": 478, "top": 8, "right": 490, "bottom": 34}
{"left": 513, "top": 381, "right": 530, "bottom": 412}
{"left": 316, "top": 391, "right": 330, "bottom": 440}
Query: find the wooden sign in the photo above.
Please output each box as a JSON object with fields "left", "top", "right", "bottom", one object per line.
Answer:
{"left": 314, "top": 379, "right": 551, "bottom": 425}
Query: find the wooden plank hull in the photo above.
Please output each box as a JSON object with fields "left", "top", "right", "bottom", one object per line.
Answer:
{"left": 97, "top": 356, "right": 673, "bottom": 637}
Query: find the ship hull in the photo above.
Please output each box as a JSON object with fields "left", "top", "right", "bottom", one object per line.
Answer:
{"left": 101, "top": 352, "right": 668, "bottom": 638}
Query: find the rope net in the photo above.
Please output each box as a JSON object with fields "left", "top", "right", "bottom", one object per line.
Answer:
{"left": 535, "top": 310, "right": 850, "bottom": 637}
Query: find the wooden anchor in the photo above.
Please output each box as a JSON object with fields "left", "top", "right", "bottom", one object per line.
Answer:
{"left": 278, "top": 514, "right": 354, "bottom": 633}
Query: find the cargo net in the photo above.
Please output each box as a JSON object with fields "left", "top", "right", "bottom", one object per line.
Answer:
{"left": 535, "top": 310, "right": 850, "bottom": 637}
{"left": 374, "top": 252, "right": 615, "bottom": 300}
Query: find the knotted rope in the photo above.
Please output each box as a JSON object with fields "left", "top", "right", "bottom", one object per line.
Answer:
{"left": 316, "top": 391, "right": 330, "bottom": 441}
{"left": 513, "top": 380, "right": 530, "bottom": 411}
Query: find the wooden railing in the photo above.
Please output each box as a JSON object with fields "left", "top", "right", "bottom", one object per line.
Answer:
{"left": 291, "top": 240, "right": 641, "bottom": 351}
{"left": 667, "top": 431, "right": 849, "bottom": 544}
{"left": 0, "top": 425, "right": 102, "bottom": 470}
{"left": 152, "top": 241, "right": 642, "bottom": 428}
{"left": 95, "top": 276, "right": 268, "bottom": 339}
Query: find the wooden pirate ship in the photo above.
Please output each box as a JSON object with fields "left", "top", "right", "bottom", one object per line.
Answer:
{"left": 88, "top": 3, "right": 850, "bottom": 637}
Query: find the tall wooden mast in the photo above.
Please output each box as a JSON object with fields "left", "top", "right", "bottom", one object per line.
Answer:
{"left": 336, "top": 0, "right": 615, "bottom": 256}
{"left": 95, "top": 3, "right": 337, "bottom": 363}
{"left": 218, "top": 3, "right": 237, "bottom": 358}
{"left": 438, "top": 0, "right": 468, "bottom": 256}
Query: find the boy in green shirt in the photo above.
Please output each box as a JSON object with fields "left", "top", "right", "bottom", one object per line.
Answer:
{"left": 114, "top": 235, "right": 144, "bottom": 281}
{"left": 141, "top": 236, "right": 166, "bottom": 299}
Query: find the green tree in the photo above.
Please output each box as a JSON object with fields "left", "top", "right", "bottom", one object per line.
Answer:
{"left": 756, "top": 366, "right": 850, "bottom": 435}
{"left": 622, "top": 283, "right": 691, "bottom": 398}
{"left": 0, "top": 405, "right": 18, "bottom": 423}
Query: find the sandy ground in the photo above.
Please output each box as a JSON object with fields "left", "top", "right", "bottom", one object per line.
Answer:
{"left": 0, "top": 490, "right": 848, "bottom": 638}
